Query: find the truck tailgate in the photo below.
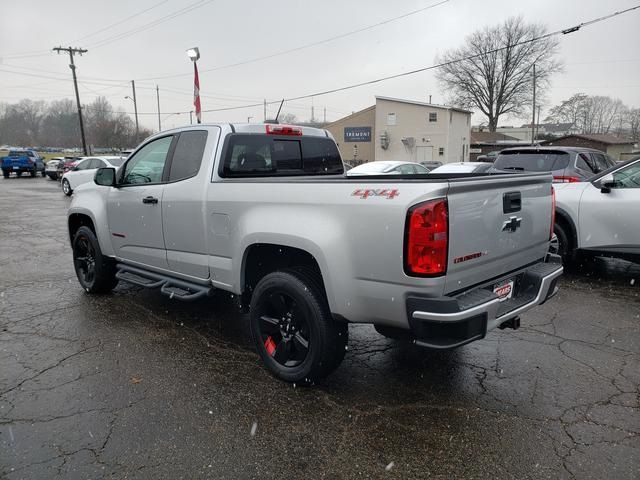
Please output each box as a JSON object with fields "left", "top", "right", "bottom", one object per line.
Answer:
{"left": 444, "top": 174, "right": 552, "bottom": 295}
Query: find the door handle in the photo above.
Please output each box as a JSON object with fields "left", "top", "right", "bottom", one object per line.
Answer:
{"left": 142, "top": 196, "right": 158, "bottom": 204}
{"left": 503, "top": 191, "right": 521, "bottom": 213}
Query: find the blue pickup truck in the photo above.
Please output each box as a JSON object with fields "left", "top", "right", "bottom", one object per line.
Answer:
{"left": 1, "top": 149, "right": 46, "bottom": 178}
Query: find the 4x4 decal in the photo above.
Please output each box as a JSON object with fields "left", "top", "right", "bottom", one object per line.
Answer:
{"left": 351, "top": 189, "right": 399, "bottom": 200}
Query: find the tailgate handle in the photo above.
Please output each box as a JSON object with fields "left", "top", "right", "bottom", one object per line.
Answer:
{"left": 503, "top": 191, "right": 521, "bottom": 213}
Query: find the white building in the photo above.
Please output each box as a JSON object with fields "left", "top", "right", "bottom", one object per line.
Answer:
{"left": 326, "top": 96, "right": 472, "bottom": 165}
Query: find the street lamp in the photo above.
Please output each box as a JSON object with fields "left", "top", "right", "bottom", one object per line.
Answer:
{"left": 187, "top": 47, "right": 201, "bottom": 124}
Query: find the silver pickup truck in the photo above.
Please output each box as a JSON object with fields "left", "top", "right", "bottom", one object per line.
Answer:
{"left": 67, "top": 123, "right": 562, "bottom": 383}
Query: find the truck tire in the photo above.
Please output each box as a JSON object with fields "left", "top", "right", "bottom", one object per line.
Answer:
{"left": 250, "top": 269, "right": 348, "bottom": 384}
{"left": 72, "top": 226, "right": 118, "bottom": 294}
{"left": 30, "top": 168, "right": 36, "bottom": 177}
{"left": 62, "top": 178, "right": 72, "bottom": 196}
{"left": 2, "top": 171, "right": 8, "bottom": 178}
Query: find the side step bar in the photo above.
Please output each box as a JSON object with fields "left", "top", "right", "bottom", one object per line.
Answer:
{"left": 115, "top": 264, "right": 213, "bottom": 302}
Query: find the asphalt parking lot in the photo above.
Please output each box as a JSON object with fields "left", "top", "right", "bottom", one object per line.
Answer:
{"left": 0, "top": 176, "right": 638, "bottom": 479}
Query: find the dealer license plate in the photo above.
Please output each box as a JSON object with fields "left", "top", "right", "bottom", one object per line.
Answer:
{"left": 493, "top": 279, "right": 514, "bottom": 302}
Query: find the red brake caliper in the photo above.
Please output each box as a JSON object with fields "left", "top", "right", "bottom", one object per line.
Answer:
{"left": 264, "top": 336, "right": 276, "bottom": 356}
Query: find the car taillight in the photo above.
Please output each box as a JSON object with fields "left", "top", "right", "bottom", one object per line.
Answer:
{"left": 266, "top": 124, "right": 302, "bottom": 136}
{"left": 28, "top": 159, "right": 34, "bottom": 165}
{"left": 550, "top": 186, "right": 556, "bottom": 240}
{"left": 553, "top": 175, "right": 580, "bottom": 183}
{"left": 404, "top": 199, "right": 448, "bottom": 276}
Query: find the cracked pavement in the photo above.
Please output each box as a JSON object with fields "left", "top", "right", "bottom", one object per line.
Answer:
{"left": 1, "top": 176, "right": 639, "bottom": 479}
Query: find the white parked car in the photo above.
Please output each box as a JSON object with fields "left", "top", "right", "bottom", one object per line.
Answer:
{"left": 346, "top": 161, "right": 429, "bottom": 176}
{"left": 553, "top": 156, "right": 640, "bottom": 265}
{"left": 429, "top": 162, "right": 493, "bottom": 174}
{"left": 61, "top": 156, "right": 125, "bottom": 196}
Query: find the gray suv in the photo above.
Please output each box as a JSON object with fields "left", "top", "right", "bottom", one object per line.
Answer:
{"left": 493, "top": 146, "right": 616, "bottom": 183}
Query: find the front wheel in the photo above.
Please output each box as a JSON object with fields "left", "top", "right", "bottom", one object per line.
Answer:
{"left": 250, "top": 269, "right": 348, "bottom": 384}
{"left": 30, "top": 168, "right": 36, "bottom": 177}
{"left": 2, "top": 171, "right": 8, "bottom": 178}
{"left": 551, "top": 222, "right": 573, "bottom": 266}
{"left": 72, "top": 226, "right": 118, "bottom": 293}
{"left": 62, "top": 178, "right": 72, "bottom": 196}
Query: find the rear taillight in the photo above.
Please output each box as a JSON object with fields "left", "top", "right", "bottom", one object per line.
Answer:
{"left": 550, "top": 186, "right": 556, "bottom": 240}
{"left": 266, "top": 124, "right": 302, "bottom": 136}
{"left": 553, "top": 175, "right": 580, "bottom": 183}
{"left": 404, "top": 199, "right": 448, "bottom": 277}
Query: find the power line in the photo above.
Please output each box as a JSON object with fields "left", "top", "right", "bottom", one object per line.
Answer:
{"left": 6, "top": 5, "right": 640, "bottom": 119}
{"left": 72, "top": 0, "right": 173, "bottom": 43}
{"left": 134, "top": 0, "right": 450, "bottom": 81}
{"left": 87, "top": 0, "right": 216, "bottom": 49}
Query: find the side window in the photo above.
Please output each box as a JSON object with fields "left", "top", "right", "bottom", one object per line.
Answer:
{"left": 76, "top": 159, "right": 92, "bottom": 170}
{"left": 168, "top": 131, "right": 208, "bottom": 182}
{"left": 612, "top": 162, "right": 640, "bottom": 189}
{"left": 94, "top": 160, "right": 106, "bottom": 169}
{"left": 590, "top": 153, "right": 609, "bottom": 173}
{"left": 122, "top": 136, "right": 173, "bottom": 185}
{"left": 576, "top": 153, "right": 596, "bottom": 173}
{"left": 398, "top": 164, "right": 415, "bottom": 174}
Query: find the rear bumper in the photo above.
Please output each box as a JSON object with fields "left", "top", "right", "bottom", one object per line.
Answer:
{"left": 407, "top": 260, "right": 563, "bottom": 349}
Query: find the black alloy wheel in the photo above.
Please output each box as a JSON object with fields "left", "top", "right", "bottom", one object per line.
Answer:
{"left": 258, "top": 290, "right": 311, "bottom": 368}
{"left": 72, "top": 226, "right": 118, "bottom": 293}
{"left": 250, "top": 269, "right": 347, "bottom": 384}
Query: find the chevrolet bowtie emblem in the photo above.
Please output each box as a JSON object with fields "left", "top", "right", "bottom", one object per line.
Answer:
{"left": 502, "top": 216, "right": 522, "bottom": 233}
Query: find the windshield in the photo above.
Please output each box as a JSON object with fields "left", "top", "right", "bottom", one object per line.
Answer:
{"left": 8, "top": 150, "right": 27, "bottom": 157}
{"left": 494, "top": 151, "right": 570, "bottom": 172}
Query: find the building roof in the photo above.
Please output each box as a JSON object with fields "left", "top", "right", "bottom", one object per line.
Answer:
{"left": 550, "top": 133, "right": 636, "bottom": 145}
{"left": 324, "top": 105, "right": 375, "bottom": 128}
{"left": 471, "top": 131, "right": 519, "bottom": 144}
{"left": 375, "top": 96, "right": 472, "bottom": 115}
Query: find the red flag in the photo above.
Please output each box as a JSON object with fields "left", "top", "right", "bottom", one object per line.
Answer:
{"left": 193, "top": 62, "right": 202, "bottom": 123}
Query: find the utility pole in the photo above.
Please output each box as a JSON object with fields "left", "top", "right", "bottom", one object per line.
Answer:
{"left": 53, "top": 46, "right": 88, "bottom": 155}
{"left": 323, "top": 107, "right": 326, "bottom": 123}
{"left": 536, "top": 105, "right": 541, "bottom": 141}
{"left": 156, "top": 85, "right": 161, "bottom": 131}
{"left": 531, "top": 63, "right": 536, "bottom": 144}
{"left": 131, "top": 80, "right": 139, "bottom": 141}
{"left": 263, "top": 99, "right": 267, "bottom": 122}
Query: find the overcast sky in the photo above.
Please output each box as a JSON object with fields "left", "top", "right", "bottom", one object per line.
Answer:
{"left": 1, "top": 0, "right": 639, "bottom": 131}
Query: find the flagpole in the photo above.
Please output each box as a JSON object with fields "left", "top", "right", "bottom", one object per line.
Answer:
{"left": 194, "top": 61, "right": 201, "bottom": 124}
{"left": 187, "top": 47, "right": 202, "bottom": 124}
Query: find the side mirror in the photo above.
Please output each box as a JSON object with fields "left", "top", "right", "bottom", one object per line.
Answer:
{"left": 598, "top": 174, "right": 617, "bottom": 194}
{"left": 95, "top": 167, "right": 117, "bottom": 187}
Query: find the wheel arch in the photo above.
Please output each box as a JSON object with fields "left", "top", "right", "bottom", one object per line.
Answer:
{"left": 555, "top": 206, "right": 578, "bottom": 250}
{"left": 240, "top": 242, "right": 332, "bottom": 310}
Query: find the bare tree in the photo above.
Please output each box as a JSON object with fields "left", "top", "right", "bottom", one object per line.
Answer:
{"left": 546, "top": 94, "right": 629, "bottom": 135}
{"left": 627, "top": 108, "right": 640, "bottom": 142}
{"left": 436, "top": 17, "right": 562, "bottom": 131}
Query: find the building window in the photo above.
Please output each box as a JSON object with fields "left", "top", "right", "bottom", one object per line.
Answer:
{"left": 386, "top": 113, "right": 396, "bottom": 126}
{"left": 429, "top": 112, "right": 437, "bottom": 122}
{"left": 439, "top": 147, "right": 445, "bottom": 156}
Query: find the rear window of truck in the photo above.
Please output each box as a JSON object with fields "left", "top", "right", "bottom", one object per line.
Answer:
{"left": 494, "top": 151, "right": 570, "bottom": 172}
{"left": 221, "top": 134, "right": 343, "bottom": 177}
